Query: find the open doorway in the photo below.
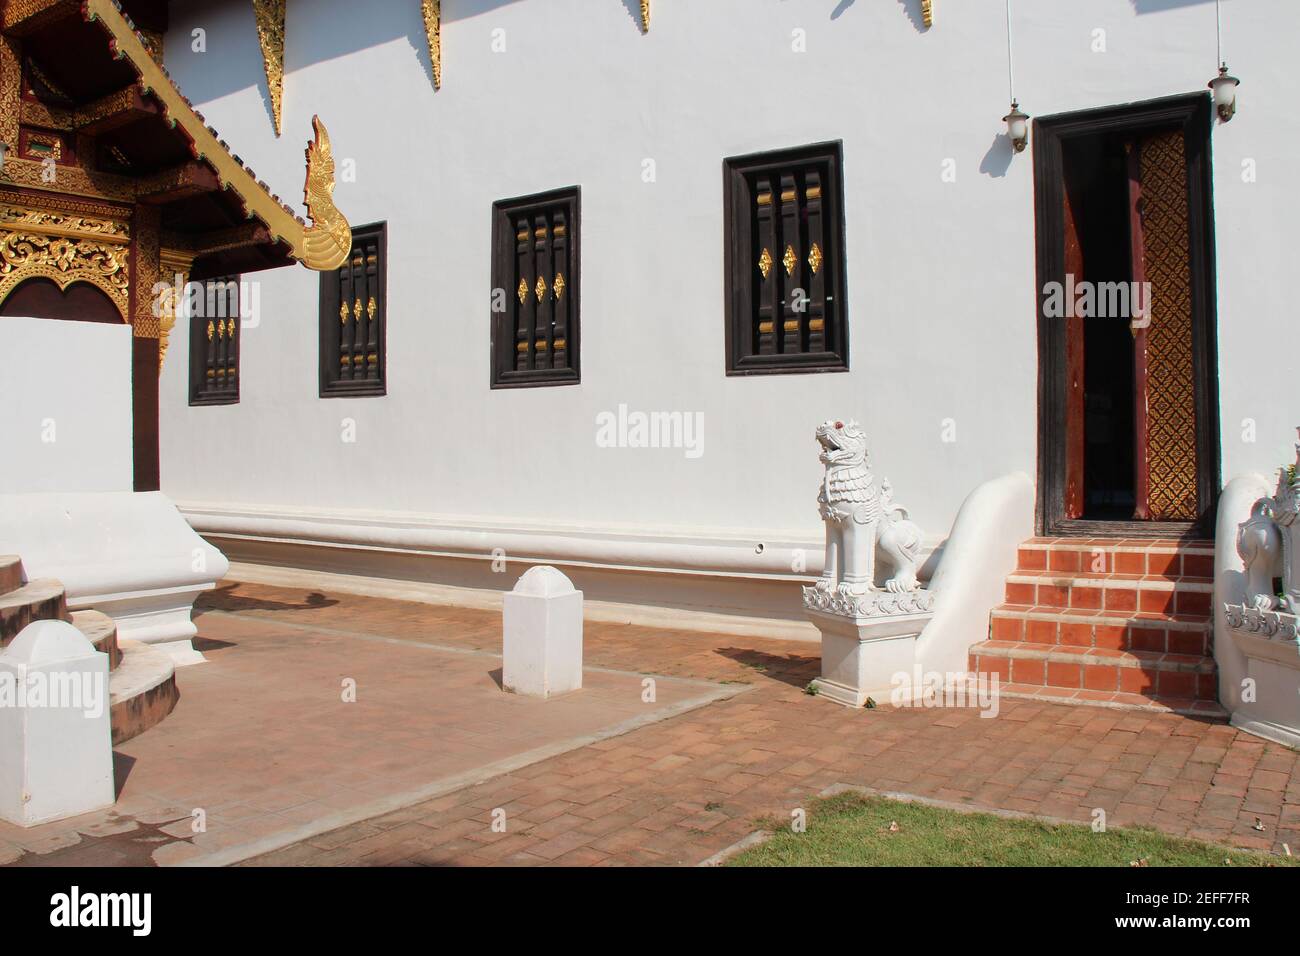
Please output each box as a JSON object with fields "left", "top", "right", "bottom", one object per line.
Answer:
{"left": 1034, "top": 94, "right": 1219, "bottom": 537}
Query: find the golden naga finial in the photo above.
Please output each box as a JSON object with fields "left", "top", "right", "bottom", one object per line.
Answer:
{"left": 301, "top": 115, "right": 352, "bottom": 271}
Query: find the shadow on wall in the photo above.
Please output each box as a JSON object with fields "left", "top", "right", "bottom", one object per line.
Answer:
{"left": 895, "top": 0, "right": 927, "bottom": 33}
{"left": 173, "top": 0, "right": 942, "bottom": 117}
{"left": 980, "top": 133, "right": 1014, "bottom": 179}
{"left": 1131, "top": 0, "right": 1216, "bottom": 12}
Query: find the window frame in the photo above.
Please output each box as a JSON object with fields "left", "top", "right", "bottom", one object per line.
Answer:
{"left": 319, "top": 221, "right": 388, "bottom": 398}
{"left": 723, "top": 140, "right": 849, "bottom": 375}
{"left": 188, "top": 274, "right": 241, "bottom": 407}
{"left": 489, "top": 186, "right": 581, "bottom": 389}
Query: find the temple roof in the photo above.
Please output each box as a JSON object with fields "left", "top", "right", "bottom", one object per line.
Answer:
{"left": 1, "top": 0, "right": 347, "bottom": 278}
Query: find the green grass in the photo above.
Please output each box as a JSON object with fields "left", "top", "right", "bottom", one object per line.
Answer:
{"left": 727, "top": 792, "right": 1294, "bottom": 867}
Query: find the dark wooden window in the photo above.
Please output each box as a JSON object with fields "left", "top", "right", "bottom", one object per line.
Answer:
{"left": 320, "top": 222, "right": 387, "bottom": 397}
{"left": 724, "top": 142, "right": 848, "bottom": 374}
{"left": 189, "top": 276, "right": 241, "bottom": 406}
{"left": 490, "top": 187, "right": 580, "bottom": 388}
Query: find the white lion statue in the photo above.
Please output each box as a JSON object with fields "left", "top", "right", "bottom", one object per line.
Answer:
{"left": 1237, "top": 439, "right": 1300, "bottom": 612}
{"left": 813, "top": 419, "right": 923, "bottom": 595}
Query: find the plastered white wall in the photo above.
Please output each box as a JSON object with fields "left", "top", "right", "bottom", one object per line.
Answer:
{"left": 0, "top": 317, "right": 132, "bottom": 494}
{"left": 157, "top": 0, "right": 1299, "bottom": 542}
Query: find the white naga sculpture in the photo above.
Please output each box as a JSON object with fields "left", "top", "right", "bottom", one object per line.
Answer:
{"left": 805, "top": 420, "right": 926, "bottom": 608}
{"left": 1228, "top": 431, "right": 1300, "bottom": 640}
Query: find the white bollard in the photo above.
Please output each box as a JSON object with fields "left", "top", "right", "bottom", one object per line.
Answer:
{"left": 502, "top": 566, "right": 583, "bottom": 699}
{"left": 0, "top": 620, "right": 114, "bottom": 826}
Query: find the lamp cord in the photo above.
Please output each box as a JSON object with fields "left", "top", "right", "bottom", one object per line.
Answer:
{"left": 1006, "top": 0, "right": 1016, "bottom": 103}
{"left": 1216, "top": 0, "right": 1223, "bottom": 68}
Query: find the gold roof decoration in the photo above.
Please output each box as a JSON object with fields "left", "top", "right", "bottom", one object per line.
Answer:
{"left": 641, "top": 1, "right": 650, "bottom": 33}
{"left": 302, "top": 116, "right": 353, "bottom": 271}
{"left": 922, "top": 1, "right": 934, "bottom": 28}
{"left": 252, "top": 0, "right": 285, "bottom": 135}
{"left": 421, "top": 0, "right": 441, "bottom": 89}
{"left": 81, "top": 0, "right": 351, "bottom": 272}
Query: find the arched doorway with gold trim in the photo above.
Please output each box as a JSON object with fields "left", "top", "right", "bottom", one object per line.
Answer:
{"left": 0, "top": 276, "right": 124, "bottom": 324}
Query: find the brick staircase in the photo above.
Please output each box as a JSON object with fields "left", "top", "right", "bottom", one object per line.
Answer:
{"left": 968, "top": 538, "right": 1225, "bottom": 718}
{"left": 0, "top": 554, "right": 178, "bottom": 743}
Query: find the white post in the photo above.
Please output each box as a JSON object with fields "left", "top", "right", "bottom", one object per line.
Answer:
{"left": 0, "top": 620, "right": 114, "bottom": 826}
{"left": 502, "top": 566, "right": 583, "bottom": 699}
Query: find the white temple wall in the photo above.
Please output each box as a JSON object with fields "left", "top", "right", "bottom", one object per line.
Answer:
{"left": 0, "top": 318, "right": 133, "bottom": 495}
{"left": 157, "top": 0, "right": 1298, "bottom": 603}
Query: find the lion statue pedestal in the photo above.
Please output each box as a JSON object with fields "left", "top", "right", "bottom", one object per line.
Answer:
{"left": 802, "top": 420, "right": 936, "bottom": 708}
{"left": 1222, "top": 429, "right": 1300, "bottom": 745}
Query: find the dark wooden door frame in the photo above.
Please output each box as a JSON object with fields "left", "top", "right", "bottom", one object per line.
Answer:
{"left": 1033, "top": 93, "right": 1221, "bottom": 538}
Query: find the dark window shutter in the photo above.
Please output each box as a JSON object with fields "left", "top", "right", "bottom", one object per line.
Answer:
{"left": 490, "top": 187, "right": 580, "bottom": 388}
{"left": 320, "top": 222, "right": 387, "bottom": 397}
{"left": 724, "top": 142, "right": 848, "bottom": 374}
{"left": 188, "top": 275, "right": 241, "bottom": 406}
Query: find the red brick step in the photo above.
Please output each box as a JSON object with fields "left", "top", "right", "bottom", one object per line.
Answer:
{"left": 979, "top": 537, "right": 1222, "bottom": 717}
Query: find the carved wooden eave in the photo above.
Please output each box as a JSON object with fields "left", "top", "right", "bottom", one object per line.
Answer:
{"left": 78, "top": 0, "right": 350, "bottom": 271}
{"left": 421, "top": 0, "right": 440, "bottom": 89}
{"left": 251, "top": 0, "right": 284, "bottom": 135}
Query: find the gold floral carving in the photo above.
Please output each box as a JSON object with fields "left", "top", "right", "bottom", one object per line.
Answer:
{"left": 640, "top": 0, "right": 650, "bottom": 33}
{"left": 421, "top": 0, "right": 441, "bottom": 89}
{"left": 131, "top": 206, "right": 161, "bottom": 339}
{"left": 252, "top": 0, "right": 286, "bottom": 136}
{"left": 0, "top": 205, "right": 130, "bottom": 242}
{"left": 758, "top": 247, "right": 773, "bottom": 280}
{"left": 0, "top": 200, "right": 130, "bottom": 321}
{"left": 0, "top": 36, "right": 21, "bottom": 148}
{"left": 921, "top": 1, "right": 933, "bottom": 28}
{"left": 157, "top": 248, "right": 195, "bottom": 375}
{"left": 0, "top": 231, "right": 130, "bottom": 321}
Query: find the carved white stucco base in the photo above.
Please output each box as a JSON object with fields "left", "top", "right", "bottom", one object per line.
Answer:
{"left": 0, "top": 491, "right": 228, "bottom": 667}
{"left": 807, "top": 608, "right": 933, "bottom": 708}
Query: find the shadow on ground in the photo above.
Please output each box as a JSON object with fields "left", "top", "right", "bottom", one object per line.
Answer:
{"left": 714, "top": 646, "right": 818, "bottom": 689}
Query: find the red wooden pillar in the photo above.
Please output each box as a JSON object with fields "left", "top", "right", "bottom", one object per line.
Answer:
{"left": 130, "top": 206, "right": 161, "bottom": 492}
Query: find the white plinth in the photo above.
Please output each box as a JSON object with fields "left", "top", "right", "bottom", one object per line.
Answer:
{"left": 0, "top": 620, "right": 115, "bottom": 826}
{"left": 502, "top": 566, "right": 583, "bottom": 699}
{"left": 806, "top": 607, "right": 934, "bottom": 708}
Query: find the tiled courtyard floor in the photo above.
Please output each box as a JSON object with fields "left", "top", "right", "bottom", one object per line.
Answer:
{"left": 4, "top": 580, "right": 1298, "bottom": 866}
{"left": 0, "top": 583, "right": 737, "bottom": 866}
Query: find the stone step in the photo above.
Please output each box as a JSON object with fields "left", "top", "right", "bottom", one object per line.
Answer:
{"left": 994, "top": 682, "right": 1227, "bottom": 719}
{"left": 0, "top": 556, "right": 22, "bottom": 596}
{"left": 1004, "top": 570, "right": 1213, "bottom": 617}
{"left": 970, "top": 640, "right": 1217, "bottom": 700}
{"left": 990, "top": 604, "right": 1211, "bottom": 655}
{"left": 110, "top": 640, "right": 178, "bottom": 746}
{"left": 0, "top": 578, "right": 69, "bottom": 646}
{"left": 69, "top": 609, "right": 122, "bottom": 671}
{"left": 1017, "top": 537, "right": 1214, "bottom": 578}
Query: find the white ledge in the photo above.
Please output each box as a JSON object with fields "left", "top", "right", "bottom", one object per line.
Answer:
{"left": 179, "top": 501, "right": 939, "bottom": 581}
